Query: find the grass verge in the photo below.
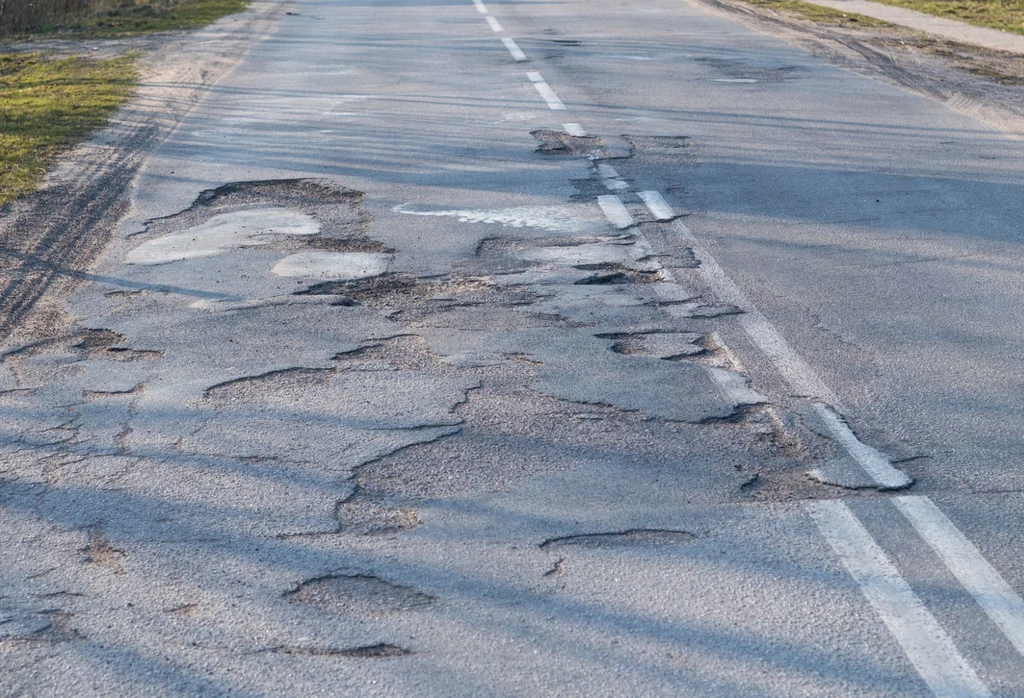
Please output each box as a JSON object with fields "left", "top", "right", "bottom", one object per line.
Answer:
{"left": 869, "top": 0, "right": 1024, "bottom": 36}
{"left": 2, "top": 0, "right": 249, "bottom": 39}
{"left": 737, "top": 0, "right": 892, "bottom": 28}
{"left": 0, "top": 53, "right": 136, "bottom": 207}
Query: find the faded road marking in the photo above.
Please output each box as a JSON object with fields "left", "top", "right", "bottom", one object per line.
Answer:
{"left": 895, "top": 496, "right": 1024, "bottom": 658}
{"left": 486, "top": 15, "right": 503, "bottom": 32}
{"left": 597, "top": 195, "right": 633, "bottom": 229}
{"left": 638, "top": 190, "right": 675, "bottom": 220}
{"left": 502, "top": 37, "right": 528, "bottom": 62}
{"left": 395, "top": 203, "right": 593, "bottom": 233}
{"left": 527, "top": 72, "right": 566, "bottom": 110}
{"left": 563, "top": 123, "right": 587, "bottom": 137}
{"left": 126, "top": 209, "right": 320, "bottom": 266}
{"left": 597, "top": 163, "right": 629, "bottom": 191}
{"left": 810, "top": 404, "right": 914, "bottom": 490}
{"left": 473, "top": 0, "right": 488, "bottom": 13}
{"left": 806, "top": 500, "right": 992, "bottom": 698}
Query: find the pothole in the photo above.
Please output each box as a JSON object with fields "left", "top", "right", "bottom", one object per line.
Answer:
{"left": 598, "top": 331, "right": 705, "bottom": 358}
{"left": 271, "top": 251, "right": 392, "bottom": 281}
{"left": 268, "top": 642, "right": 412, "bottom": 658}
{"left": 285, "top": 574, "right": 436, "bottom": 617}
{"left": 336, "top": 497, "right": 422, "bottom": 536}
{"left": 296, "top": 273, "right": 498, "bottom": 310}
{"left": 623, "top": 135, "right": 692, "bottom": 151}
{"left": 539, "top": 529, "right": 697, "bottom": 550}
{"left": 572, "top": 264, "right": 662, "bottom": 284}
{"left": 531, "top": 129, "right": 604, "bottom": 156}
{"left": 126, "top": 179, "right": 376, "bottom": 266}
{"left": 126, "top": 208, "right": 321, "bottom": 265}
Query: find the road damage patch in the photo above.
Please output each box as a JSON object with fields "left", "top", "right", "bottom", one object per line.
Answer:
{"left": 285, "top": 574, "right": 436, "bottom": 617}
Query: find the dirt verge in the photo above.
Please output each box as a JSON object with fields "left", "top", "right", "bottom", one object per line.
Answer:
{"left": 695, "top": 0, "right": 1024, "bottom": 134}
{"left": 0, "top": 0, "right": 291, "bottom": 346}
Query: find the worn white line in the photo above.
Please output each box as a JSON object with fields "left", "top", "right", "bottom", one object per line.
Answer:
{"left": 638, "top": 190, "right": 675, "bottom": 220}
{"left": 811, "top": 404, "right": 914, "bottom": 489}
{"left": 597, "top": 163, "right": 629, "bottom": 191}
{"left": 806, "top": 500, "right": 992, "bottom": 698}
{"left": 667, "top": 218, "right": 911, "bottom": 488}
{"left": 563, "top": 123, "right": 587, "bottom": 137}
{"left": 597, "top": 195, "right": 633, "bottom": 229}
{"left": 501, "top": 37, "right": 528, "bottom": 62}
{"left": 472, "top": 0, "right": 488, "bottom": 13}
{"left": 895, "top": 496, "right": 1024, "bottom": 658}
{"left": 675, "top": 227, "right": 837, "bottom": 403}
{"left": 486, "top": 15, "right": 503, "bottom": 31}
{"left": 526, "top": 72, "right": 566, "bottom": 110}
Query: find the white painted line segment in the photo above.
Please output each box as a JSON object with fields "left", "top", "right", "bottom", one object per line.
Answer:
{"left": 526, "top": 72, "right": 566, "bottom": 110}
{"left": 668, "top": 218, "right": 910, "bottom": 487}
{"left": 597, "top": 163, "right": 629, "bottom": 191}
{"left": 501, "top": 37, "right": 528, "bottom": 61}
{"left": 486, "top": 15, "right": 503, "bottom": 31}
{"left": 563, "top": 123, "right": 587, "bottom": 137}
{"left": 472, "top": 0, "right": 488, "bottom": 13}
{"left": 895, "top": 496, "right": 1024, "bottom": 658}
{"left": 597, "top": 195, "right": 634, "bottom": 229}
{"left": 638, "top": 190, "right": 675, "bottom": 220}
{"left": 677, "top": 231, "right": 838, "bottom": 403}
{"left": 806, "top": 500, "right": 993, "bottom": 698}
{"left": 811, "top": 404, "right": 914, "bottom": 490}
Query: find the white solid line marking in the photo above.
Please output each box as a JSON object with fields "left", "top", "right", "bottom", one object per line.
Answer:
{"left": 526, "top": 72, "right": 566, "bottom": 110}
{"left": 563, "top": 123, "right": 587, "bottom": 137}
{"left": 638, "top": 190, "right": 675, "bottom": 220}
{"left": 806, "top": 500, "right": 992, "bottom": 698}
{"left": 668, "top": 223, "right": 911, "bottom": 490}
{"left": 895, "top": 496, "right": 1024, "bottom": 658}
{"left": 472, "top": 0, "right": 488, "bottom": 13}
{"left": 486, "top": 15, "right": 503, "bottom": 31}
{"left": 597, "top": 195, "right": 634, "bottom": 229}
{"left": 680, "top": 235, "right": 837, "bottom": 403}
{"left": 811, "top": 404, "right": 914, "bottom": 490}
{"left": 501, "top": 37, "right": 528, "bottom": 62}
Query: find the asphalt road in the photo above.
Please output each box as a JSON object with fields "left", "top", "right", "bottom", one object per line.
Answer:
{"left": 2, "top": 0, "right": 1024, "bottom": 695}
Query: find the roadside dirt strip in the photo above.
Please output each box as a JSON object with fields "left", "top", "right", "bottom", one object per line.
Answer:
{"left": 2, "top": 0, "right": 1024, "bottom": 694}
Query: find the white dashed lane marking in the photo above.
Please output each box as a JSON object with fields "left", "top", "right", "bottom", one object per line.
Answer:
{"left": 807, "top": 500, "right": 993, "bottom": 698}
{"left": 502, "top": 37, "right": 528, "bottom": 61}
{"left": 563, "top": 123, "right": 587, "bottom": 136}
{"left": 527, "top": 71, "right": 566, "bottom": 110}
{"left": 597, "top": 163, "right": 628, "bottom": 191}
{"left": 638, "top": 190, "right": 675, "bottom": 220}
{"left": 597, "top": 195, "right": 633, "bottom": 229}
{"left": 473, "top": 0, "right": 488, "bottom": 12}
{"left": 810, "top": 404, "right": 915, "bottom": 490}
{"left": 486, "top": 15, "right": 503, "bottom": 31}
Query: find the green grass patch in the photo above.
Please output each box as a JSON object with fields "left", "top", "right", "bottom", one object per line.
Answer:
{"left": 2, "top": 0, "right": 249, "bottom": 38}
{"left": 0, "top": 52, "right": 136, "bottom": 207}
{"left": 739, "top": 0, "right": 893, "bottom": 27}
{"left": 869, "top": 0, "right": 1024, "bottom": 36}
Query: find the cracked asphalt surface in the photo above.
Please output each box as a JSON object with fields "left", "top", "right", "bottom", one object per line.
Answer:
{"left": 3, "top": 0, "right": 1024, "bottom": 695}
